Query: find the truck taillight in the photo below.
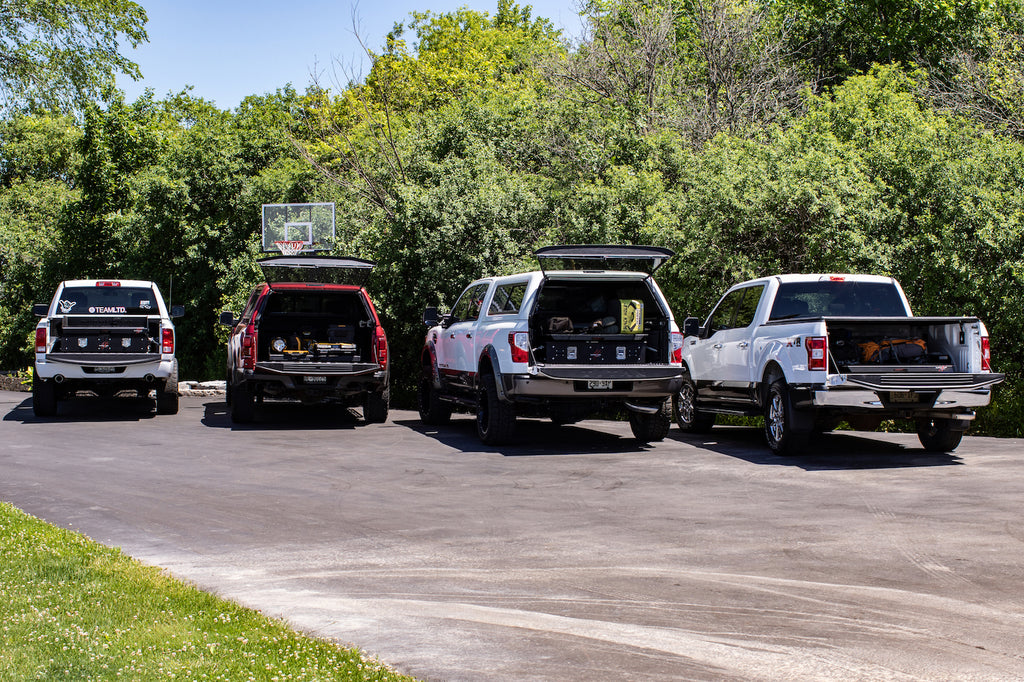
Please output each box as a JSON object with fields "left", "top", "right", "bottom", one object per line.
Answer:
{"left": 981, "top": 336, "right": 991, "bottom": 372}
{"left": 161, "top": 328, "right": 174, "bottom": 354}
{"left": 241, "top": 325, "right": 257, "bottom": 370}
{"left": 35, "top": 327, "right": 47, "bottom": 353}
{"left": 509, "top": 332, "right": 530, "bottom": 363}
{"left": 806, "top": 336, "right": 828, "bottom": 371}
{"left": 374, "top": 330, "right": 388, "bottom": 369}
{"left": 670, "top": 331, "right": 683, "bottom": 365}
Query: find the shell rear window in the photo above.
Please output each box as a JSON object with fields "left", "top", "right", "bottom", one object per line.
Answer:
{"left": 57, "top": 286, "right": 157, "bottom": 315}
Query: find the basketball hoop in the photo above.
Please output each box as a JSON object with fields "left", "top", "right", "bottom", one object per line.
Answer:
{"left": 274, "top": 240, "right": 307, "bottom": 256}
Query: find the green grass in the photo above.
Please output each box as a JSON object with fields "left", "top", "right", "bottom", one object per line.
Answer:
{"left": 0, "top": 502, "right": 418, "bottom": 681}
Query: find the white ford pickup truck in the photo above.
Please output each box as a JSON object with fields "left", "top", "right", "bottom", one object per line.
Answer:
{"left": 419, "top": 245, "right": 685, "bottom": 445}
{"left": 32, "top": 279, "right": 184, "bottom": 416}
{"left": 676, "top": 274, "right": 1004, "bottom": 453}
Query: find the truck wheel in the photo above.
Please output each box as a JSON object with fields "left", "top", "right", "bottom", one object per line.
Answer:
{"left": 764, "top": 380, "right": 808, "bottom": 455}
{"left": 674, "top": 371, "right": 715, "bottom": 433}
{"left": 230, "top": 382, "right": 256, "bottom": 424}
{"left": 32, "top": 379, "right": 58, "bottom": 417}
{"left": 418, "top": 374, "right": 451, "bottom": 425}
{"left": 916, "top": 418, "right": 964, "bottom": 452}
{"left": 225, "top": 368, "right": 233, "bottom": 406}
{"left": 629, "top": 399, "right": 672, "bottom": 443}
{"left": 363, "top": 391, "right": 389, "bottom": 424}
{"left": 477, "top": 372, "right": 516, "bottom": 445}
{"left": 156, "top": 387, "right": 179, "bottom": 415}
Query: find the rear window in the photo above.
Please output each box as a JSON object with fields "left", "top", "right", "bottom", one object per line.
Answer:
{"left": 769, "top": 281, "right": 907, "bottom": 319}
{"left": 56, "top": 286, "right": 157, "bottom": 315}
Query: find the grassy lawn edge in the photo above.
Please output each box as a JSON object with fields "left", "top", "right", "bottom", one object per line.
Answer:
{"left": 0, "top": 501, "right": 418, "bottom": 681}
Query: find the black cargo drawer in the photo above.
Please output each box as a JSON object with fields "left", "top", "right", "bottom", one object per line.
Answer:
{"left": 57, "top": 334, "right": 151, "bottom": 353}
{"left": 546, "top": 340, "right": 644, "bottom": 363}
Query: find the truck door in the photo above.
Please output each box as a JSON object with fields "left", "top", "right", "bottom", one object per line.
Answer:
{"left": 690, "top": 285, "right": 764, "bottom": 403}
{"left": 438, "top": 282, "right": 490, "bottom": 387}
{"left": 716, "top": 284, "right": 765, "bottom": 400}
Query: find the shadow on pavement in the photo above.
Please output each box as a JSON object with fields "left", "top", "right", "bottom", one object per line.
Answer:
{"left": 394, "top": 416, "right": 656, "bottom": 456}
{"left": 669, "top": 426, "right": 962, "bottom": 470}
{"left": 201, "top": 400, "right": 364, "bottom": 431}
{"left": 4, "top": 394, "right": 157, "bottom": 423}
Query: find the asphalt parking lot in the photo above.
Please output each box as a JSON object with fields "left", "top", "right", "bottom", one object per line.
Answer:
{"left": 2, "top": 390, "right": 1024, "bottom": 680}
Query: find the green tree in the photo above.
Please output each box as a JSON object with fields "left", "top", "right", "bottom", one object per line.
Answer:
{"left": 0, "top": 0, "right": 148, "bottom": 114}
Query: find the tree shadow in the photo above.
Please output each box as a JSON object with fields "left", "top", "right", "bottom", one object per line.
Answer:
{"left": 393, "top": 415, "right": 657, "bottom": 456}
{"left": 200, "top": 400, "right": 363, "bottom": 431}
{"left": 669, "top": 426, "right": 963, "bottom": 470}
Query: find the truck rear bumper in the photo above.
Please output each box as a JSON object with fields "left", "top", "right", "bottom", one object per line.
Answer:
{"left": 35, "top": 355, "right": 174, "bottom": 381}
{"left": 509, "top": 366, "right": 682, "bottom": 399}
{"left": 810, "top": 388, "right": 994, "bottom": 411}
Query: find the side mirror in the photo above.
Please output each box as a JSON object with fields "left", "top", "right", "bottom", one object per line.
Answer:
{"left": 32, "top": 303, "right": 49, "bottom": 317}
{"left": 170, "top": 305, "right": 185, "bottom": 318}
{"left": 682, "top": 317, "right": 701, "bottom": 337}
{"left": 219, "top": 310, "right": 238, "bottom": 327}
{"left": 422, "top": 306, "right": 439, "bottom": 327}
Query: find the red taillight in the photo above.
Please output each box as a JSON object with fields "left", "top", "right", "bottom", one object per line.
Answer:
{"left": 806, "top": 336, "right": 828, "bottom": 371}
{"left": 241, "top": 324, "right": 256, "bottom": 369}
{"left": 35, "top": 327, "right": 47, "bottom": 353}
{"left": 981, "top": 336, "right": 991, "bottom": 372}
{"left": 161, "top": 328, "right": 174, "bottom": 355}
{"left": 670, "top": 331, "right": 683, "bottom": 365}
{"left": 374, "top": 330, "right": 388, "bottom": 369}
{"left": 509, "top": 332, "right": 530, "bottom": 363}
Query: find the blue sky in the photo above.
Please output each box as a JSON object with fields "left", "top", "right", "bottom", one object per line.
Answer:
{"left": 117, "top": 0, "right": 584, "bottom": 110}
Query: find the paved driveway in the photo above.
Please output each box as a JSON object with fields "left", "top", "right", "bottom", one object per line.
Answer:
{"left": 2, "top": 390, "right": 1024, "bottom": 680}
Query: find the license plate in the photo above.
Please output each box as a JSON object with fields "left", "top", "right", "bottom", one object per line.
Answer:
{"left": 890, "top": 391, "right": 919, "bottom": 403}
{"left": 92, "top": 366, "right": 116, "bottom": 374}
{"left": 304, "top": 375, "right": 327, "bottom": 384}
{"left": 587, "top": 380, "right": 613, "bottom": 390}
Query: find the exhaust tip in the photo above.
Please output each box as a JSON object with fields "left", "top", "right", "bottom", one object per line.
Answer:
{"left": 54, "top": 374, "right": 65, "bottom": 384}
{"left": 144, "top": 374, "right": 155, "bottom": 383}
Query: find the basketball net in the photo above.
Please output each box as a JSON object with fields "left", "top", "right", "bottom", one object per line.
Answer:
{"left": 274, "top": 240, "right": 307, "bottom": 256}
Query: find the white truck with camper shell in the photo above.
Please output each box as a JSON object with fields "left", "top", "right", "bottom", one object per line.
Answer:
{"left": 419, "top": 245, "right": 685, "bottom": 444}
{"left": 32, "top": 279, "right": 184, "bottom": 416}
{"left": 676, "top": 274, "right": 1004, "bottom": 453}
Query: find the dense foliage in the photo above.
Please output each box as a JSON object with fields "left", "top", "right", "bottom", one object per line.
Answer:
{"left": 1, "top": 0, "right": 1022, "bottom": 435}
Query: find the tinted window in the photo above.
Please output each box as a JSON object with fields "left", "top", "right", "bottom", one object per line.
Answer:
{"left": 451, "top": 284, "right": 490, "bottom": 322}
{"left": 489, "top": 282, "right": 528, "bottom": 315}
{"left": 56, "top": 286, "right": 157, "bottom": 315}
{"left": 705, "top": 288, "right": 745, "bottom": 335}
{"left": 769, "top": 281, "right": 907, "bottom": 319}
{"left": 733, "top": 285, "right": 765, "bottom": 328}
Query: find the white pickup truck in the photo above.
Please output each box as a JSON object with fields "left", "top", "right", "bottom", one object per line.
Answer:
{"left": 676, "top": 274, "right": 1004, "bottom": 453}
{"left": 419, "top": 245, "right": 685, "bottom": 444}
{"left": 32, "top": 279, "right": 184, "bottom": 416}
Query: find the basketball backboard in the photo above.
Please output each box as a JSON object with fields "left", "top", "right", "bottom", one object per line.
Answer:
{"left": 261, "top": 203, "right": 336, "bottom": 254}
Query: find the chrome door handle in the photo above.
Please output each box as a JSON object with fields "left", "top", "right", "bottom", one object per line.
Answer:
{"left": 737, "top": 342, "right": 749, "bottom": 349}
{"left": 466, "top": 333, "right": 473, "bottom": 339}
{"left": 713, "top": 343, "right": 723, "bottom": 350}
{"left": 449, "top": 333, "right": 456, "bottom": 339}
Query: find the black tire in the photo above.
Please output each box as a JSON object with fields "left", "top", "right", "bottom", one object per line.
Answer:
{"left": 916, "top": 418, "right": 964, "bottom": 452}
{"left": 225, "top": 368, "right": 233, "bottom": 406}
{"left": 156, "top": 388, "right": 179, "bottom": 415}
{"left": 476, "top": 372, "right": 516, "bottom": 445}
{"left": 230, "top": 382, "right": 256, "bottom": 424}
{"left": 418, "top": 372, "right": 451, "bottom": 425}
{"left": 363, "top": 391, "right": 389, "bottom": 424}
{"left": 674, "top": 371, "right": 715, "bottom": 433}
{"left": 629, "top": 399, "right": 672, "bottom": 443}
{"left": 32, "top": 379, "right": 58, "bottom": 417}
{"left": 764, "top": 379, "right": 808, "bottom": 455}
